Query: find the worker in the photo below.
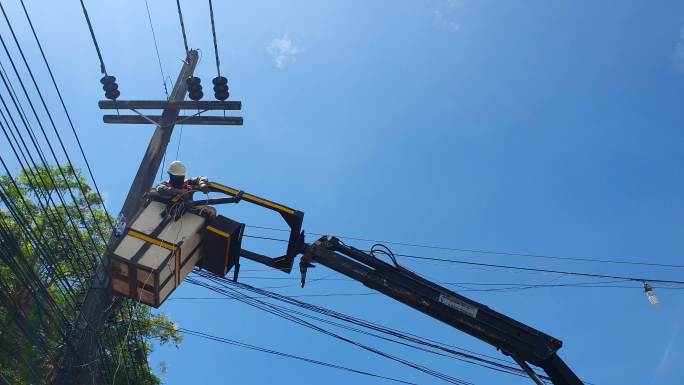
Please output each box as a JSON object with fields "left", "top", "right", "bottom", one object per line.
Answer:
{"left": 152, "top": 160, "right": 216, "bottom": 218}
{"left": 154, "top": 160, "right": 210, "bottom": 199}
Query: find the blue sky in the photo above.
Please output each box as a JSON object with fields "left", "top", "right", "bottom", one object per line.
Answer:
{"left": 1, "top": 0, "right": 683, "bottom": 384}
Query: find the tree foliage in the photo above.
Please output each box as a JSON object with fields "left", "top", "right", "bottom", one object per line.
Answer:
{"left": 0, "top": 165, "right": 181, "bottom": 384}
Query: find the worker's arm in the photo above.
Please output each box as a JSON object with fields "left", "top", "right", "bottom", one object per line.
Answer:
{"left": 188, "top": 176, "right": 210, "bottom": 193}
{"left": 153, "top": 183, "right": 184, "bottom": 200}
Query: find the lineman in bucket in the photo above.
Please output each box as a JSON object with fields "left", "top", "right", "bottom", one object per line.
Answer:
{"left": 153, "top": 160, "right": 216, "bottom": 219}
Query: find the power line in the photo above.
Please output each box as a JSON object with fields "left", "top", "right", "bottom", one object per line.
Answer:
{"left": 179, "top": 327, "right": 418, "bottom": 385}
{"left": 0, "top": 6, "right": 110, "bottom": 249}
{"left": 190, "top": 274, "right": 681, "bottom": 291}
{"left": 208, "top": 0, "right": 221, "bottom": 76}
{"left": 191, "top": 272, "right": 594, "bottom": 383}
{"left": 18, "top": 0, "right": 114, "bottom": 231}
{"left": 0, "top": 154, "right": 143, "bottom": 381}
{"left": 169, "top": 293, "right": 379, "bottom": 300}
{"left": 175, "top": 0, "right": 189, "bottom": 54}
{"left": 246, "top": 225, "right": 684, "bottom": 268}
{"left": 394, "top": 253, "right": 684, "bottom": 285}
{"left": 0, "top": 3, "right": 149, "bottom": 379}
{"left": 77, "top": 0, "right": 107, "bottom": 74}
{"left": 0, "top": 155, "right": 87, "bottom": 296}
{"left": 190, "top": 272, "right": 569, "bottom": 383}
{"left": 242, "top": 233, "right": 684, "bottom": 285}
{"left": 244, "top": 234, "right": 288, "bottom": 242}
{"left": 0, "top": 106, "right": 95, "bottom": 278}
{"left": 188, "top": 276, "right": 477, "bottom": 385}
{"left": 143, "top": 0, "right": 169, "bottom": 98}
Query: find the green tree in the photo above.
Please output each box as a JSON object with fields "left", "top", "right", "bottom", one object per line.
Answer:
{"left": 0, "top": 165, "right": 181, "bottom": 384}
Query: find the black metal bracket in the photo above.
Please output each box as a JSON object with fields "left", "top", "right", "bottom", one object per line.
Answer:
{"left": 206, "top": 182, "right": 305, "bottom": 274}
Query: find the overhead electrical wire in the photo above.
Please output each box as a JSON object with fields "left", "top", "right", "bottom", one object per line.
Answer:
{"left": 179, "top": 327, "right": 418, "bottom": 385}
{"left": 208, "top": 0, "right": 221, "bottom": 77}
{"left": 246, "top": 225, "right": 684, "bottom": 268}
{"left": 190, "top": 273, "right": 582, "bottom": 384}
{"left": 242, "top": 233, "right": 684, "bottom": 286}
{"left": 0, "top": 60, "right": 47, "bottom": 162}
{"left": 18, "top": 0, "right": 114, "bottom": 230}
{"left": 0, "top": 61, "right": 99, "bottom": 279}
{"left": 3, "top": 3, "right": 149, "bottom": 384}
{"left": 0, "top": 2, "right": 110, "bottom": 245}
{"left": 0, "top": 78, "right": 98, "bottom": 281}
{"left": 165, "top": 279, "right": 682, "bottom": 305}
{"left": 0, "top": 217, "right": 75, "bottom": 325}
{"left": 3, "top": 30, "right": 140, "bottom": 380}
{"left": 0, "top": 156, "right": 86, "bottom": 297}
{"left": 200, "top": 274, "right": 510, "bottom": 369}
{"left": 169, "top": 293, "right": 379, "bottom": 301}
{"left": 0, "top": 204, "right": 80, "bottom": 371}
{"left": 191, "top": 272, "right": 604, "bottom": 384}
{"left": 185, "top": 274, "right": 681, "bottom": 291}
{"left": 189, "top": 272, "right": 572, "bottom": 384}
{"left": 0, "top": 161, "right": 124, "bottom": 377}
{"left": 0, "top": 2, "right": 149, "bottom": 380}
{"left": 0, "top": 144, "right": 91, "bottom": 287}
{"left": 0, "top": 45, "right": 103, "bottom": 272}
{"left": 188, "top": 276, "right": 477, "bottom": 385}
{"left": 0, "top": 282, "right": 58, "bottom": 366}
{"left": 175, "top": 0, "right": 189, "bottom": 54}
{"left": 394, "top": 252, "right": 684, "bottom": 285}
{"left": 199, "top": 279, "right": 544, "bottom": 379}
{"left": 143, "top": 0, "right": 169, "bottom": 99}
{"left": 0, "top": 61, "right": 95, "bottom": 284}
{"left": 77, "top": 0, "right": 108, "bottom": 74}
{"left": 252, "top": 303, "right": 536, "bottom": 379}
{"left": 0, "top": 137, "right": 140, "bottom": 382}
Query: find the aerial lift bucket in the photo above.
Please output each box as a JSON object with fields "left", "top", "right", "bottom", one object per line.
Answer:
{"left": 107, "top": 199, "right": 244, "bottom": 307}
{"left": 108, "top": 181, "right": 301, "bottom": 307}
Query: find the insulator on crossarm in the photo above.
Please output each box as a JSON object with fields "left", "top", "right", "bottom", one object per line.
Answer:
{"left": 100, "top": 75, "right": 120, "bottom": 100}
{"left": 186, "top": 76, "right": 203, "bottom": 101}
{"left": 212, "top": 76, "right": 229, "bottom": 101}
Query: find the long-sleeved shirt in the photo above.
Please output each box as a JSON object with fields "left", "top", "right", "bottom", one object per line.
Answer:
{"left": 153, "top": 176, "right": 209, "bottom": 201}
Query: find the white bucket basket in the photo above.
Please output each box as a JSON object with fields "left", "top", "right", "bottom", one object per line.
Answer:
{"left": 108, "top": 201, "right": 207, "bottom": 307}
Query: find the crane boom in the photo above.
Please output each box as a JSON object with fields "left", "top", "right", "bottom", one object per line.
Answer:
{"left": 288, "top": 236, "right": 583, "bottom": 385}
{"left": 206, "top": 182, "right": 585, "bottom": 384}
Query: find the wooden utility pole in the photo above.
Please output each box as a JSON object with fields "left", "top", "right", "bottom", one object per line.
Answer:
{"left": 55, "top": 49, "right": 242, "bottom": 384}
{"left": 117, "top": 49, "right": 199, "bottom": 224}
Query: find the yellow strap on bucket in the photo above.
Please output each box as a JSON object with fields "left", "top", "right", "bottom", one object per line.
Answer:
{"left": 128, "top": 229, "right": 177, "bottom": 251}
{"left": 206, "top": 225, "right": 231, "bottom": 238}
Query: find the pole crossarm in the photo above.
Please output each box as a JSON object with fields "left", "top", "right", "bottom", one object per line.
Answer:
{"left": 103, "top": 114, "right": 243, "bottom": 126}
{"left": 98, "top": 100, "right": 242, "bottom": 110}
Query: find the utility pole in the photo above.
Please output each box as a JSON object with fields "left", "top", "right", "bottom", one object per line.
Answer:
{"left": 54, "top": 49, "right": 241, "bottom": 384}
{"left": 117, "top": 49, "right": 198, "bottom": 224}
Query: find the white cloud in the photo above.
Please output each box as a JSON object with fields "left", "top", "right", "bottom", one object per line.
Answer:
{"left": 267, "top": 35, "right": 299, "bottom": 68}
{"left": 434, "top": 0, "right": 465, "bottom": 32}
{"left": 674, "top": 28, "right": 684, "bottom": 72}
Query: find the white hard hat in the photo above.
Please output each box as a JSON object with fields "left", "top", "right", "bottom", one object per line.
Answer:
{"left": 167, "top": 160, "right": 187, "bottom": 176}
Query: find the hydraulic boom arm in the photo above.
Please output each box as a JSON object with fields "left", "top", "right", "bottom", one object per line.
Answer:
{"left": 294, "top": 236, "right": 583, "bottom": 385}
{"left": 181, "top": 181, "right": 583, "bottom": 384}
